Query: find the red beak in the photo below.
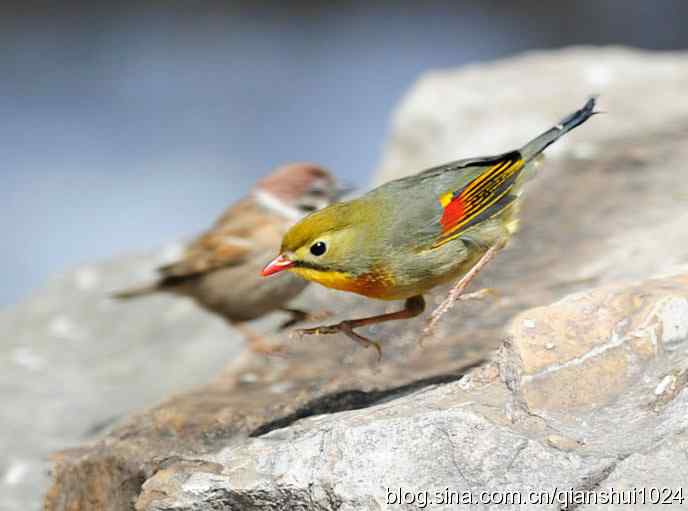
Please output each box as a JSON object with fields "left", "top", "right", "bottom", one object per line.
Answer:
{"left": 261, "top": 254, "right": 295, "bottom": 276}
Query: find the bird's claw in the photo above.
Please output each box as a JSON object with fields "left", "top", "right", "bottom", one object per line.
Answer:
{"left": 247, "top": 339, "right": 290, "bottom": 358}
{"left": 459, "top": 287, "right": 499, "bottom": 302}
{"left": 292, "top": 322, "right": 383, "bottom": 362}
{"left": 418, "top": 289, "right": 499, "bottom": 347}
{"left": 295, "top": 324, "right": 339, "bottom": 336}
{"left": 289, "top": 328, "right": 306, "bottom": 340}
{"left": 366, "top": 340, "right": 383, "bottom": 363}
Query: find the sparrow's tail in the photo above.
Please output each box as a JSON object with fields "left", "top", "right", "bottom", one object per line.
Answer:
{"left": 111, "top": 272, "right": 193, "bottom": 299}
{"left": 111, "top": 283, "right": 160, "bottom": 300}
{"left": 520, "top": 96, "right": 598, "bottom": 162}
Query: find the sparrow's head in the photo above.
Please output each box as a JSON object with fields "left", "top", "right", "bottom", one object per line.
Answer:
{"left": 256, "top": 162, "right": 348, "bottom": 215}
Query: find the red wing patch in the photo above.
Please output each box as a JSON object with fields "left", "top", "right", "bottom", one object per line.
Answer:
{"left": 440, "top": 197, "right": 466, "bottom": 232}
{"left": 434, "top": 154, "right": 524, "bottom": 247}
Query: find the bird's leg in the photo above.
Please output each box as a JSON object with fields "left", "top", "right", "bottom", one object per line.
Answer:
{"left": 278, "top": 307, "right": 333, "bottom": 330}
{"left": 422, "top": 239, "right": 506, "bottom": 340}
{"left": 233, "top": 321, "right": 287, "bottom": 357}
{"left": 294, "top": 295, "right": 426, "bottom": 361}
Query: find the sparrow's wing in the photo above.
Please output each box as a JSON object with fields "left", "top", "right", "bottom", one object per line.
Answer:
{"left": 431, "top": 151, "right": 524, "bottom": 248}
{"left": 159, "top": 198, "right": 277, "bottom": 278}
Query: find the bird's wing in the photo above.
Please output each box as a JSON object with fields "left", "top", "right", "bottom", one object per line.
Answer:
{"left": 159, "top": 198, "right": 277, "bottom": 278}
{"left": 432, "top": 151, "right": 524, "bottom": 248}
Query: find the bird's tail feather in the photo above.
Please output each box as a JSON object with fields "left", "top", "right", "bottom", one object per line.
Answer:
{"left": 111, "top": 283, "right": 160, "bottom": 300}
{"left": 111, "top": 272, "right": 193, "bottom": 299}
{"left": 520, "top": 96, "right": 598, "bottom": 161}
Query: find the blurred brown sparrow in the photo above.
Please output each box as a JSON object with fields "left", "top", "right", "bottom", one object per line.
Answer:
{"left": 113, "top": 162, "right": 345, "bottom": 353}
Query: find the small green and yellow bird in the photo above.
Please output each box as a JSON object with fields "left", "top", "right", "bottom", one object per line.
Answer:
{"left": 262, "top": 98, "right": 599, "bottom": 357}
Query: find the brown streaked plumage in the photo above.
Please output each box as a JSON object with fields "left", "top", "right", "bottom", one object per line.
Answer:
{"left": 114, "top": 162, "right": 345, "bottom": 354}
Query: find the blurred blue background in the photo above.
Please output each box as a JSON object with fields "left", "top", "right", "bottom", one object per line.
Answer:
{"left": 3, "top": 1, "right": 688, "bottom": 306}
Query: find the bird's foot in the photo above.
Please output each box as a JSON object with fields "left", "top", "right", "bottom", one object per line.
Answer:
{"left": 233, "top": 322, "right": 289, "bottom": 358}
{"left": 293, "top": 321, "right": 382, "bottom": 362}
{"left": 457, "top": 287, "right": 499, "bottom": 302}
{"left": 294, "top": 323, "right": 340, "bottom": 336}
{"left": 420, "top": 241, "right": 506, "bottom": 345}
{"left": 419, "top": 288, "right": 498, "bottom": 347}
{"left": 247, "top": 337, "right": 289, "bottom": 358}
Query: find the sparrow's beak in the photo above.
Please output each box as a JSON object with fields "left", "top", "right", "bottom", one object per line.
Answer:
{"left": 333, "top": 182, "right": 355, "bottom": 200}
{"left": 261, "top": 254, "right": 294, "bottom": 276}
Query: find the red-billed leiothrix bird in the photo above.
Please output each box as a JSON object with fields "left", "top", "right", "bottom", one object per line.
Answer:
{"left": 262, "top": 98, "right": 599, "bottom": 359}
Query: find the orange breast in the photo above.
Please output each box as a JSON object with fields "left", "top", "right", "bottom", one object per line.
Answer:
{"left": 292, "top": 265, "right": 397, "bottom": 300}
{"left": 342, "top": 270, "right": 397, "bottom": 299}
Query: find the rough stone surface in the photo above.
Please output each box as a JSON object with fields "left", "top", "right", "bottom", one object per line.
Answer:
{"left": 579, "top": 432, "right": 688, "bottom": 511}
{"left": 1, "top": 252, "right": 245, "bottom": 511}
{"left": 134, "top": 276, "right": 688, "bottom": 510}
{"left": 504, "top": 278, "right": 688, "bottom": 410}
{"left": 2, "top": 47, "right": 686, "bottom": 509}
{"left": 376, "top": 46, "right": 688, "bottom": 186}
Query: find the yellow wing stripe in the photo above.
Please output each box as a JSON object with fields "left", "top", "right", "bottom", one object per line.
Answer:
{"left": 434, "top": 157, "right": 524, "bottom": 248}
{"left": 438, "top": 161, "right": 510, "bottom": 211}
{"left": 459, "top": 159, "right": 511, "bottom": 204}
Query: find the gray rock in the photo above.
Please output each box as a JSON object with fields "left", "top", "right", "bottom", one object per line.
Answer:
{"left": 2, "top": 46, "right": 687, "bottom": 510}
{"left": 131, "top": 47, "right": 688, "bottom": 509}
{"left": 138, "top": 385, "right": 616, "bottom": 511}
{"left": 376, "top": 47, "right": 688, "bottom": 185}
{"left": 0, "top": 251, "right": 245, "bottom": 511}
{"left": 579, "top": 432, "right": 688, "bottom": 511}
{"left": 135, "top": 276, "right": 688, "bottom": 510}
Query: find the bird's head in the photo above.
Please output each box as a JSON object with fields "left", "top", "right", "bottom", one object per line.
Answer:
{"left": 261, "top": 200, "right": 367, "bottom": 289}
{"left": 254, "top": 162, "right": 350, "bottom": 218}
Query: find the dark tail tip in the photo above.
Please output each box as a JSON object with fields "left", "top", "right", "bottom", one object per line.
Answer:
{"left": 111, "top": 289, "right": 140, "bottom": 300}
{"left": 520, "top": 95, "right": 600, "bottom": 160}
{"left": 557, "top": 95, "right": 600, "bottom": 134}
{"left": 110, "top": 284, "right": 157, "bottom": 300}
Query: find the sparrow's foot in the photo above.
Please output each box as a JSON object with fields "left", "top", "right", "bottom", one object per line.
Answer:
{"left": 233, "top": 322, "right": 288, "bottom": 358}
{"left": 278, "top": 308, "right": 334, "bottom": 330}
{"left": 248, "top": 339, "right": 289, "bottom": 358}
{"left": 294, "top": 321, "right": 383, "bottom": 362}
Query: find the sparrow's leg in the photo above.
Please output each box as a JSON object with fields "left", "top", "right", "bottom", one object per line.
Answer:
{"left": 294, "top": 295, "right": 426, "bottom": 361}
{"left": 233, "top": 321, "right": 287, "bottom": 357}
{"left": 278, "top": 308, "right": 332, "bottom": 330}
{"left": 423, "top": 239, "right": 506, "bottom": 339}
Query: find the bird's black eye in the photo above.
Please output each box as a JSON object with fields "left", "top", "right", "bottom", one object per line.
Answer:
{"left": 310, "top": 241, "right": 327, "bottom": 256}
{"left": 307, "top": 188, "right": 327, "bottom": 197}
